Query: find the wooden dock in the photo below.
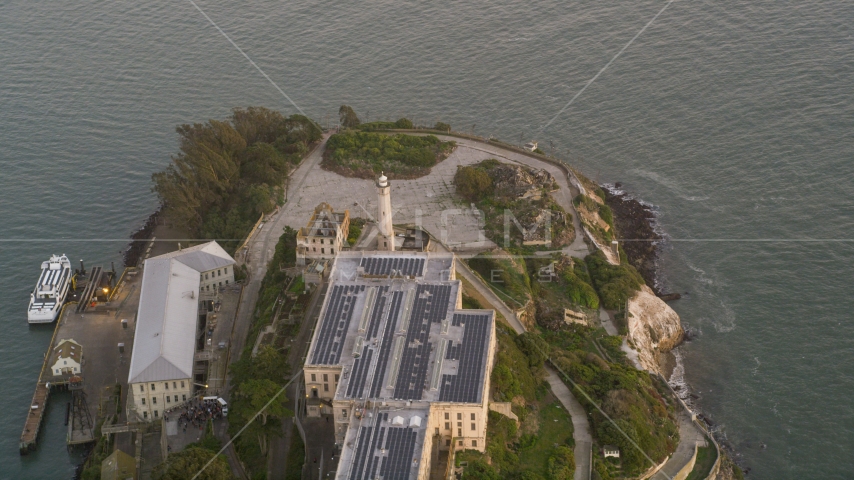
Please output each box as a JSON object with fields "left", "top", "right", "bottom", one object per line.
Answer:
{"left": 19, "top": 383, "right": 50, "bottom": 454}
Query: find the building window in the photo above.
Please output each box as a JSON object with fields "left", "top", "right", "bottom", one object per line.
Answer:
{"left": 218, "top": 269, "right": 221, "bottom": 276}
{"left": 174, "top": 395, "right": 178, "bottom": 402}
{"left": 141, "top": 398, "right": 146, "bottom": 405}
{"left": 323, "top": 374, "right": 328, "bottom": 382}
{"left": 457, "top": 413, "right": 462, "bottom": 420}
{"left": 205, "top": 273, "right": 209, "bottom": 280}
{"left": 445, "top": 440, "right": 451, "bottom": 447}
{"left": 311, "top": 373, "right": 316, "bottom": 382}
{"left": 471, "top": 423, "right": 476, "bottom": 431}
{"left": 335, "top": 374, "right": 339, "bottom": 382}
{"left": 151, "top": 384, "right": 155, "bottom": 391}
{"left": 445, "top": 422, "right": 450, "bottom": 430}
{"left": 224, "top": 267, "right": 228, "bottom": 274}
{"left": 458, "top": 439, "right": 463, "bottom": 446}
{"left": 444, "top": 412, "right": 449, "bottom": 420}
{"left": 143, "top": 412, "right": 148, "bottom": 419}
{"left": 182, "top": 395, "right": 187, "bottom": 401}
{"left": 154, "top": 410, "right": 159, "bottom": 418}
{"left": 207, "top": 285, "right": 210, "bottom": 291}
{"left": 471, "top": 413, "right": 476, "bottom": 421}
{"left": 225, "top": 280, "right": 229, "bottom": 285}
{"left": 457, "top": 422, "right": 461, "bottom": 428}
{"left": 173, "top": 382, "right": 177, "bottom": 389}
{"left": 140, "top": 385, "right": 144, "bottom": 392}
{"left": 321, "top": 248, "right": 325, "bottom": 254}
{"left": 181, "top": 381, "right": 185, "bottom": 388}
{"left": 435, "top": 428, "right": 439, "bottom": 435}
{"left": 324, "top": 384, "right": 329, "bottom": 392}
{"left": 458, "top": 429, "right": 462, "bottom": 437}
{"left": 166, "top": 396, "right": 171, "bottom": 403}
{"left": 313, "top": 247, "right": 316, "bottom": 252}
{"left": 153, "top": 397, "right": 157, "bottom": 404}
{"left": 165, "top": 382, "right": 169, "bottom": 390}
{"left": 472, "top": 440, "right": 478, "bottom": 447}
{"left": 342, "top": 409, "right": 348, "bottom": 418}
{"left": 331, "top": 248, "right": 334, "bottom": 254}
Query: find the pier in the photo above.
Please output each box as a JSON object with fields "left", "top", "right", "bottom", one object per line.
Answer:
{"left": 20, "top": 265, "right": 141, "bottom": 455}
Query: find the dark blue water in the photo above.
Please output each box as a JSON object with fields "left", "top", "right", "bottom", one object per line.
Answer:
{"left": 2, "top": 0, "right": 852, "bottom": 477}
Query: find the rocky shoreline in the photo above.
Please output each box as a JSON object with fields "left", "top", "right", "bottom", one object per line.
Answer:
{"left": 123, "top": 207, "right": 161, "bottom": 268}
{"left": 602, "top": 184, "right": 663, "bottom": 294}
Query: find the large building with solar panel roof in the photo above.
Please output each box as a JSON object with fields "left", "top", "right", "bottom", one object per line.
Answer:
{"left": 303, "top": 251, "right": 496, "bottom": 480}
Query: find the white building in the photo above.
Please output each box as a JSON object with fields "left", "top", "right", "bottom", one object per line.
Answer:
{"left": 127, "top": 241, "right": 235, "bottom": 421}
{"left": 51, "top": 338, "right": 82, "bottom": 376}
{"left": 153, "top": 241, "right": 236, "bottom": 293}
{"left": 603, "top": 445, "right": 620, "bottom": 458}
{"left": 303, "top": 251, "right": 497, "bottom": 480}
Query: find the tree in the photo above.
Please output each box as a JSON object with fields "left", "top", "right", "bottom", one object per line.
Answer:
{"left": 153, "top": 447, "right": 231, "bottom": 480}
{"left": 460, "top": 458, "right": 500, "bottom": 480}
{"left": 230, "top": 378, "right": 292, "bottom": 454}
{"left": 454, "top": 166, "right": 493, "bottom": 201}
{"left": 339, "top": 105, "right": 361, "bottom": 129}
{"left": 394, "top": 117, "right": 413, "bottom": 129}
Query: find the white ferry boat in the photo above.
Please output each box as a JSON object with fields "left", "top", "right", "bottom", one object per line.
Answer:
{"left": 28, "top": 254, "right": 72, "bottom": 324}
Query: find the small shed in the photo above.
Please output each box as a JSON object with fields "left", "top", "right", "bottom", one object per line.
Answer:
{"left": 51, "top": 339, "right": 82, "bottom": 376}
{"left": 603, "top": 445, "right": 620, "bottom": 458}
{"left": 101, "top": 449, "right": 137, "bottom": 480}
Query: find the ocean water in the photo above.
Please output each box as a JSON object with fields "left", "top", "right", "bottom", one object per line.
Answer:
{"left": 1, "top": 0, "right": 852, "bottom": 477}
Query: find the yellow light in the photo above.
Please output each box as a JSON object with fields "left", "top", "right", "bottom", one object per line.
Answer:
{"left": 102, "top": 287, "right": 109, "bottom": 294}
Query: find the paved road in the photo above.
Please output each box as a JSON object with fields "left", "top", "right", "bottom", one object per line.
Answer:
{"left": 650, "top": 409, "right": 707, "bottom": 480}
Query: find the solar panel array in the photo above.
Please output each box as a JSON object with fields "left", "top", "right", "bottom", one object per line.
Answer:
{"left": 392, "top": 285, "right": 452, "bottom": 400}
{"left": 366, "top": 286, "right": 390, "bottom": 339}
{"left": 370, "top": 291, "right": 403, "bottom": 398}
{"left": 439, "top": 313, "right": 492, "bottom": 403}
{"left": 310, "top": 285, "right": 365, "bottom": 364}
{"left": 346, "top": 348, "right": 375, "bottom": 398}
{"left": 349, "top": 425, "right": 385, "bottom": 480}
{"left": 361, "top": 256, "right": 425, "bottom": 277}
{"left": 379, "top": 425, "right": 419, "bottom": 480}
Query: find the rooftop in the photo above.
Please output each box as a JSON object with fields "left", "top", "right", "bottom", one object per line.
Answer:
{"left": 127, "top": 257, "right": 200, "bottom": 384}
{"left": 338, "top": 409, "right": 428, "bottom": 480}
{"left": 150, "top": 241, "right": 235, "bottom": 272}
{"left": 306, "top": 252, "right": 493, "bottom": 405}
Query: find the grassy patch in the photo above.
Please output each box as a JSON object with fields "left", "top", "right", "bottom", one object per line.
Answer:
{"left": 517, "top": 396, "right": 576, "bottom": 477}
{"left": 323, "top": 131, "right": 455, "bottom": 179}
{"left": 686, "top": 445, "right": 718, "bottom": 480}
{"left": 466, "top": 251, "right": 531, "bottom": 308}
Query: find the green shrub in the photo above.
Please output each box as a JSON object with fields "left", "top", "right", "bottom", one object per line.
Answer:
{"left": 584, "top": 251, "right": 644, "bottom": 309}
{"left": 454, "top": 166, "right": 494, "bottom": 201}
{"left": 434, "top": 122, "right": 451, "bottom": 132}
{"left": 546, "top": 445, "right": 575, "bottom": 480}
{"left": 394, "top": 117, "right": 413, "bottom": 129}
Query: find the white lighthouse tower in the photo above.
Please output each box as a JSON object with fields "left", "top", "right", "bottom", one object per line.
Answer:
{"left": 376, "top": 172, "right": 395, "bottom": 251}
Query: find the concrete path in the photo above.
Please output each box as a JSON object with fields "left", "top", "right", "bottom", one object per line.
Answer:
{"left": 545, "top": 367, "right": 593, "bottom": 480}
{"left": 650, "top": 410, "right": 707, "bottom": 480}
{"left": 440, "top": 244, "right": 592, "bottom": 480}
{"left": 599, "top": 307, "right": 619, "bottom": 336}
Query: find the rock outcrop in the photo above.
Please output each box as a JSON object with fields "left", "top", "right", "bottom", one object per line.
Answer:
{"left": 626, "top": 285, "right": 684, "bottom": 374}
